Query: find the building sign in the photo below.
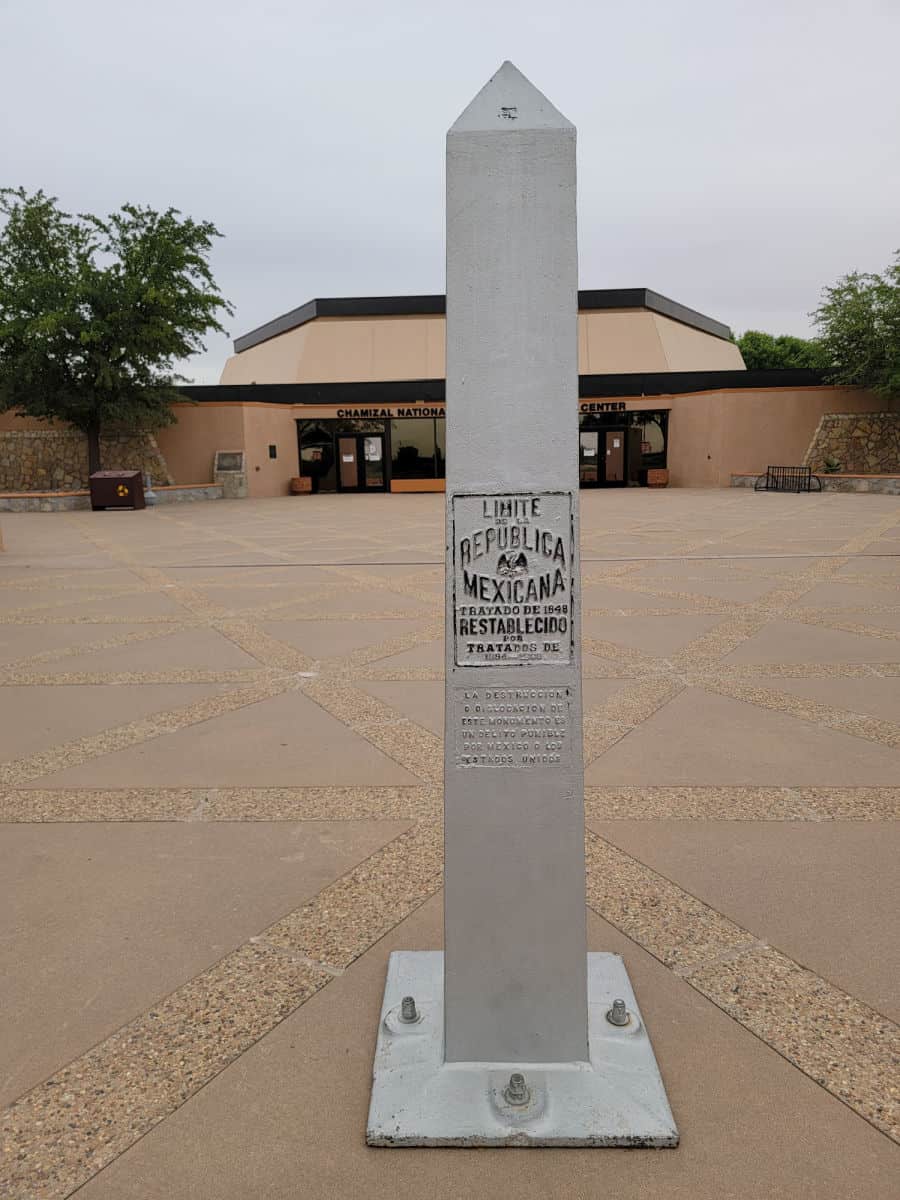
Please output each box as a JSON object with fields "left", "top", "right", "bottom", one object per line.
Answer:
{"left": 335, "top": 406, "right": 446, "bottom": 419}
{"left": 451, "top": 492, "right": 574, "bottom": 667}
{"left": 579, "top": 401, "right": 626, "bottom": 413}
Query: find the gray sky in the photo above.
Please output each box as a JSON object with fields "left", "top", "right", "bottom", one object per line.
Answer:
{"left": 4, "top": 0, "right": 898, "bottom": 382}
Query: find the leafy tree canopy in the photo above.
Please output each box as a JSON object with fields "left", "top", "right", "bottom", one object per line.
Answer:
{"left": 811, "top": 250, "right": 900, "bottom": 401}
{"left": 735, "top": 329, "right": 831, "bottom": 372}
{"left": 0, "top": 187, "right": 232, "bottom": 471}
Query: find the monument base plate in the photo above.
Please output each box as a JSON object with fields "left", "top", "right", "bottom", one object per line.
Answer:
{"left": 367, "top": 951, "right": 678, "bottom": 1147}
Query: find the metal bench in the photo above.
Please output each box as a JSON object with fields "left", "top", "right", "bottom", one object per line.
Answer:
{"left": 754, "top": 465, "right": 822, "bottom": 494}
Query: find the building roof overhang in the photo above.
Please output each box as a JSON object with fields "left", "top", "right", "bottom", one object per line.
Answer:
{"left": 232, "top": 288, "right": 733, "bottom": 355}
{"left": 180, "top": 368, "right": 824, "bottom": 407}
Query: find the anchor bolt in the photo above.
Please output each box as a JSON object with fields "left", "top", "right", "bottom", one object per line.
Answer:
{"left": 503, "top": 1072, "right": 531, "bottom": 1106}
{"left": 606, "top": 998, "right": 630, "bottom": 1027}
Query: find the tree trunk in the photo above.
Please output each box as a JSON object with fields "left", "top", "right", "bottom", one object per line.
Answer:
{"left": 86, "top": 422, "right": 101, "bottom": 476}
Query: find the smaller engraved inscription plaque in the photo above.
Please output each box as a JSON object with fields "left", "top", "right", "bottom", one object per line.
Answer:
{"left": 451, "top": 492, "right": 574, "bottom": 667}
{"left": 454, "top": 686, "right": 572, "bottom": 769}
{"left": 214, "top": 451, "right": 245, "bottom": 473}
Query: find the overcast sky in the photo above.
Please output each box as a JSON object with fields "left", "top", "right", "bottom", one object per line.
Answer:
{"left": 4, "top": 0, "right": 898, "bottom": 382}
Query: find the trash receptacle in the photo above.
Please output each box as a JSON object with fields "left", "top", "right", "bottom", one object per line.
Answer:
{"left": 89, "top": 470, "right": 146, "bottom": 511}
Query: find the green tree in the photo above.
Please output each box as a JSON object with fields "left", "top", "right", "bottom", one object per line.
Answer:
{"left": 811, "top": 251, "right": 900, "bottom": 401}
{"left": 0, "top": 188, "right": 232, "bottom": 473}
{"left": 735, "top": 329, "right": 830, "bottom": 371}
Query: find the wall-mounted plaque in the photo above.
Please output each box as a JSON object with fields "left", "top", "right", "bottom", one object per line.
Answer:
{"left": 214, "top": 451, "right": 245, "bottom": 473}
{"left": 451, "top": 492, "right": 574, "bottom": 667}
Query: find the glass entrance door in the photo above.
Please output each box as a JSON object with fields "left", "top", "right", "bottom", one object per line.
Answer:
{"left": 579, "top": 430, "right": 600, "bottom": 486}
{"left": 338, "top": 437, "right": 359, "bottom": 490}
{"left": 337, "top": 435, "right": 387, "bottom": 492}
{"left": 361, "top": 435, "right": 386, "bottom": 490}
{"left": 605, "top": 430, "right": 625, "bottom": 484}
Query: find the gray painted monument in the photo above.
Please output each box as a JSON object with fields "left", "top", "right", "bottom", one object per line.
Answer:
{"left": 367, "top": 62, "right": 678, "bottom": 1147}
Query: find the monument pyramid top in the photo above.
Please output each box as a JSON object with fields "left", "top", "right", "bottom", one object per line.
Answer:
{"left": 448, "top": 61, "right": 574, "bottom": 134}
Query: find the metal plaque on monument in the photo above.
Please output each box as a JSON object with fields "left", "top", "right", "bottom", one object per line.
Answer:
{"left": 367, "top": 62, "right": 678, "bottom": 1147}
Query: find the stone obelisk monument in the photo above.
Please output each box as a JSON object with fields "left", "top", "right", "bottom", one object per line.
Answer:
{"left": 367, "top": 62, "right": 677, "bottom": 1147}
{"left": 443, "top": 62, "right": 587, "bottom": 1066}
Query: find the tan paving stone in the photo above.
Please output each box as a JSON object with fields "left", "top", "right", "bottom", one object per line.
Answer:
{"left": 18, "top": 590, "right": 192, "bottom": 621}
{"left": 0, "top": 683, "right": 224, "bottom": 763}
{"left": 703, "top": 676, "right": 900, "bottom": 748}
{"left": 585, "top": 833, "right": 899, "bottom": 1141}
{"left": 794, "top": 579, "right": 900, "bottom": 609}
{"left": 0, "top": 819, "right": 409, "bottom": 1105}
{"left": 258, "top": 617, "right": 429, "bottom": 659}
{"left": 688, "top": 947, "right": 899, "bottom": 1139}
{"left": 581, "top": 613, "right": 724, "bottom": 656}
{"left": 5, "top": 677, "right": 291, "bottom": 788}
{"left": 23, "top": 626, "right": 262, "bottom": 676}
{"left": 581, "top": 582, "right": 711, "bottom": 612}
{"left": 30, "top": 689, "right": 422, "bottom": 789}
{"left": 586, "top": 686, "right": 900, "bottom": 786}
{"left": 738, "top": 674, "right": 900, "bottom": 724}
{"left": 68, "top": 898, "right": 900, "bottom": 1200}
{"left": 0, "top": 622, "right": 163, "bottom": 667}
{"left": 591, "top": 819, "right": 900, "bottom": 1019}
{"left": 357, "top": 679, "right": 445, "bottom": 735}
{"left": 369, "top": 635, "right": 444, "bottom": 672}
{"left": 724, "top": 619, "right": 900, "bottom": 664}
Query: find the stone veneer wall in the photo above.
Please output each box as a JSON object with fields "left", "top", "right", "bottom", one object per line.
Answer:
{"left": 0, "top": 484, "right": 224, "bottom": 512}
{"left": 0, "top": 430, "right": 174, "bottom": 492}
{"left": 803, "top": 412, "right": 900, "bottom": 474}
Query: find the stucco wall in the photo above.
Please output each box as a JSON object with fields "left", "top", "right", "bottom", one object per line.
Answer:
{"left": 803, "top": 412, "right": 900, "bottom": 474}
{"left": 664, "top": 391, "right": 719, "bottom": 488}
{"left": 221, "top": 315, "right": 447, "bottom": 385}
{"left": 659, "top": 385, "right": 890, "bottom": 487}
{"left": 652, "top": 315, "right": 745, "bottom": 372}
{"left": 157, "top": 402, "right": 297, "bottom": 496}
{"left": 221, "top": 309, "right": 744, "bottom": 385}
{"left": 156, "top": 403, "right": 245, "bottom": 486}
{"left": 578, "top": 311, "right": 744, "bottom": 374}
{"left": 712, "top": 387, "right": 889, "bottom": 486}
{"left": 239, "top": 404, "right": 298, "bottom": 497}
{"left": 0, "top": 430, "right": 172, "bottom": 492}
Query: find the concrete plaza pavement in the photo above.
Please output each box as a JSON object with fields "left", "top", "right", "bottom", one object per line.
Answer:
{"left": 0, "top": 489, "right": 898, "bottom": 1198}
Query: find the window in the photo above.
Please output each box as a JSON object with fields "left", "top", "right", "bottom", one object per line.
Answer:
{"left": 297, "top": 420, "right": 337, "bottom": 492}
{"left": 391, "top": 418, "right": 442, "bottom": 479}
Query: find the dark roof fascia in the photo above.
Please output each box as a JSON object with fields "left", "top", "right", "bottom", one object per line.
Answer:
{"left": 178, "top": 369, "right": 825, "bottom": 408}
{"left": 577, "top": 289, "right": 732, "bottom": 342}
{"left": 232, "top": 289, "right": 733, "bottom": 355}
{"left": 233, "top": 296, "right": 445, "bottom": 354}
{"left": 577, "top": 368, "right": 824, "bottom": 396}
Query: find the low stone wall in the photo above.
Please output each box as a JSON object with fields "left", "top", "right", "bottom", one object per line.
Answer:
{"left": 803, "top": 412, "right": 900, "bottom": 474}
{"left": 0, "top": 484, "right": 223, "bottom": 512}
{"left": 0, "top": 430, "right": 174, "bottom": 492}
{"left": 154, "top": 484, "right": 224, "bottom": 504}
{"left": 731, "top": 473, "right": 900, "bottom": 495}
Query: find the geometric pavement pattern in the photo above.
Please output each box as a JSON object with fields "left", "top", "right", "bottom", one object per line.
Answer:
{"left": 0, "top": 489, "right": 898, "bottom": 1198}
